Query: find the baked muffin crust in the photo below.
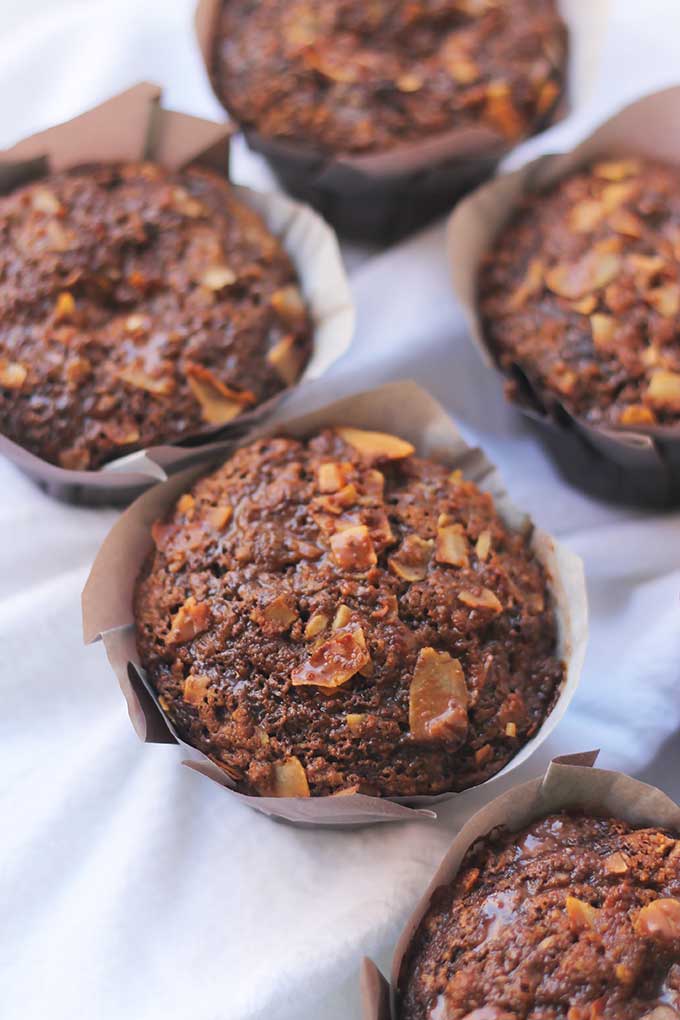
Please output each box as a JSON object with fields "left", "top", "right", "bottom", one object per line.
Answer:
{"left": 479, "top": 158, "right": 680, "bottom": 429}
{"left": 0, "top": 162, "right": 312, "bottom": 469}
{"left": 213, "top": 0, "right": 566, "bottom": 154}
{"left": 134, "top": 427, "right": 564, "bottom": 798}
{"left": 399, "top": 812, "right": 680, "bottom": 1020}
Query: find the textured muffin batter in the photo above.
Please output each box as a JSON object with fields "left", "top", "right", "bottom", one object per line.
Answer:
{"left": 399, "top": 812, "right": 680, "bottom": 1020}
{"left": 213, "top": 0, "right": 566, "bottom": 154}
{"left": 0, "top": 162, "right": 312, "bottom": 469}
{"left": 134, "top": 427, "right": 564, "bottom": 798}
{"left": 480, "top": 158, "right": 680, "bottom": 428}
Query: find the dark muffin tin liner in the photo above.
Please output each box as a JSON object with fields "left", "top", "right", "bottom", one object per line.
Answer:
{"left": 0, "top": 83, "right": 354, "bottom": 504}
{"left": 82, "top": 380, "right": 586, "bottom": 828}
{"left": 194, "top": 0, "right": 608, "bottom": 244}
{"left": 361, "top": 752, "right": 680, "bottom": 1019}
{"left": 448, "top": 85, "right": 680, "bottom": 509}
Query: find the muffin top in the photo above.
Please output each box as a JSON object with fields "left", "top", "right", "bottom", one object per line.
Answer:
{"left": 479, "top": 157, "right": 680, "bottom": 429}
{"left": 0, "top": 162, "right": 312, "bottom": 469}
{"left": 399, "top": 811, "right": 680, "bottom": 1020}
{"left": 134, "top": 427, "right": 564, "bottom": 799}
{"left": 213, "top": 0, "right": 566, "bottom": 155}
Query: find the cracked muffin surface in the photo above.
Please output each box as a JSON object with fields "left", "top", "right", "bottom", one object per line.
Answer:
{"left": 479, "top": 158, "right": 680, "bottom": 429}
{"left": 0, "top": 161, "right": 312, "bottom": 469}
{"left": 134, "top": 427, "right": 564, "bottom": 798}
{"left": 399, "top": 812, "right": 680, "bottom": 1020}
{"left": 213, "top": 0, "right": 566, "bottom": 155}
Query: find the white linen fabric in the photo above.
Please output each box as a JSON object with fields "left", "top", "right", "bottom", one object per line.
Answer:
{"left": 2, "top": 2, "right": 680, "bottom": 1019}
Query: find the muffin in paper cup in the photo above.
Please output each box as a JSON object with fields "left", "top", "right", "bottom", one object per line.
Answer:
{"left": 362, "top": 751, "right": 680, "bottom": 1018}
{"left": 0, "top": 82, "right": 353, "bottom": 505}
{"left": 82, "top": 380, "right": 587, "bottom": 828}
{"left": 449, "top": 86, "right": 680, "bottom": 509}
{"left": 195, "top": 1, "right": 608, "bottom": 244}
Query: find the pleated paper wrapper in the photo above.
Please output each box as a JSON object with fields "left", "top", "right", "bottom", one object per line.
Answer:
{"left": 361, "top": 752, "right": 680, "bottom": 1018}
{"left": 0, "top": 82, "right": 354, "bottom": 503}
{"left": 82, "top": 380, "right": 587, "bottom": 827}
{"left": 194, "top": 0, "right": 608, "bottom": 244}
{"left": 448, "top": 85, "right": 680, "bottom": 508}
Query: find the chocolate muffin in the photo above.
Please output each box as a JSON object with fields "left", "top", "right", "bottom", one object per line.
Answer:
{"left": 399, "top": 812, "right": 680, "bottom": 1020}
{"left": 0, "top": 162, "right": 312, "bottom": 470}
{"left": 212, "top": 0, "right": 567, "bottom": 155}
{"left": 479, "top": 157, "right": 680, "bottom": 429}
{"left": 133, "top": 426, "right": 564, "bottom": 798}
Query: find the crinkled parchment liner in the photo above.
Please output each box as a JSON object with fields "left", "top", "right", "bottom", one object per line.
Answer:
{"left": 194, "top": 1, "right": 608, "bottom": 243}
{"left": 448, "top": 85, "right": 680, "bottom": 508}
{"left": 82, "top": 380, "right": 587, "bottom": 827}
{"left": 361, "top": 752, "right": 680, "bottom": 1019}
{"left": 0, "top": 82, "right": 354, "bottom": 499}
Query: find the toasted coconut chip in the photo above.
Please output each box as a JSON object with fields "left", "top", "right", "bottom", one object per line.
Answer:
{"left": 569, "top": 199, "right": 605, "bottom": 234}
{"left": 409, "top": 647, "right": 468, "bottom": 744}
{"left": 332, "top": 604, "right": 352, "bottom": 630}
{"left": 436, "top": 522, "right": 469, "bottom": 567}
{"left": 117, "top": 364, "right": 175, "bottom": 396}
{"left": 484, "top": 81, "right": 523, "bottom": 139}
{"left": 475, "top": 530, "right": 492, "bottom": 561}
{"left": 31, "top": 187, "right": 63, "bottom": 214}
{"left": 506, "top": 258, "right": 544, "bottom": 310}
{"left": 329, "top": 524, "right": 377, "bottom": 571}
{"left": 361, "top": 468, "right": 385, "bottom": 504}
{"left": 571, "top": 295, "right": 598, "bottom": 315}
{"left": 458, "top": 588, "right": 503, "bottom": 613}
{"left": 566, "top": 896, "right": 599, "bottom": 932}
{"left": 604, "top": 852, "right": 629, "bottom": 875}
{"left": 647, "top": 284, "right": 680, "bottom": 318}
{"left": 647, "top": 370, "right": 680, "bottom": 410}
{"left": 545, "top": 251, "right": 621, "bottom": 299}
{"left": 317, "top": 461, "right": 347, "bottom": 493}
{"left": 0, "top": 359, "right": 27, "bottom": 389}
{"left": 291, "top": 627, "right": 370, "bottom": 689}
{"left": 335, "top": 427, "right": 414, "bottom": 463}
{"left": 593, "top": 159, "right": 641, "bottom": 180}
{"left": 345, "top": 713, "right": 366, "bottom": 733}
{"left": 270, "top": 285, "right": 306, "bottom": 321}
{"left": 620, "top": 404, "right": 657, "bottom": 426}
{"left": 200, "top": 264, "right": 237, "bottom": 291}
{"left": 304, "top": 612, "right": 329, "bottom": 640}
{"left": 396, "top": 71, "right": 424, "bottom": 92}
{"left": 165, "top": 596, "right": 211, "bottom": 645}
{"left": 185, "top": 363, "right": 254, "bottom": 424}
{"left": 315, "top": 483, "right": 359, "bottom": 515}
{"left": 635, "top": 898, "right": 680, "bottom": 939}
{"left": 262, "top": 594, "right": 298, "bottom": 628}
{"left": 99, "top": 421, "right": 140, "bottom": 446}
{"left": 389, "top": 534, "right": 434, "bottom": 582}
{"left": 609, "top": 208, "right": 644, "bottom": 238}
{"left": 261, "top": 757, "right": 310, "bottom": 798}
{"left": 183, "top": 673, "right": 210, "bottom": 707}
{"left": 628, "top": 253, "right": 667, "bottom": 283}
{"left": 177, "top": 493, "right": 195, "bottom": 515}
{"left": 590, "top": 313, "right": 616, "bottom": 350}
{"left": 267, "top": 334, "right": 304, "bottom": 386}
{"left": 54, "top": 291, "right": 76, "bottom": 322}
{"left": 171, "top": 187, "right": 207, "bottom": 218}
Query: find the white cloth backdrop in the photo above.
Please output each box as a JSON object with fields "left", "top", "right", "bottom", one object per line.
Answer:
{"left": 2, "top": 2, "right": 680, "bottom": 1018}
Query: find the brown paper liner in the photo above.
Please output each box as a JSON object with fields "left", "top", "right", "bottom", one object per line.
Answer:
{"left": 361, "top": 752, "right": 680, "bottom": 1019}
{"left": 448, "top": 85, "right": 680, "bottom": 509}
{"left": 193, "top": 0, "right": 589, "bottom": 244}
{"left": 82, "top": 380, "right": 587, "bottom": 827}
{"left": 0, "top": 83, "right": 354, "bottom": 504}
